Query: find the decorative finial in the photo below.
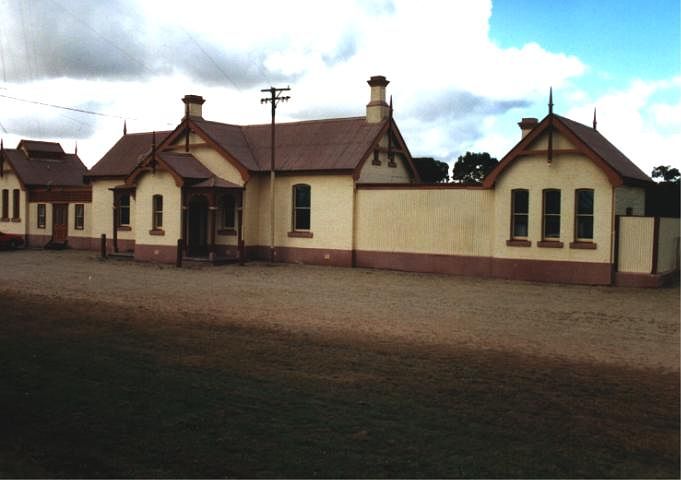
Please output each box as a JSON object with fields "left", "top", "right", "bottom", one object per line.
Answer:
{"left": 593, "top": 108, "right": 597, "bottom": 131}
{"left": 548, "top": 87, "right": 554, "bottom": 115}
{"left": 123, "top": 120, "right": 127, "bottom": 136}
{"left": 74, "top": 141, "right": 78, "bottom": 155}
{"left": 1, "top": 138, "right": 3, "bottom": 151}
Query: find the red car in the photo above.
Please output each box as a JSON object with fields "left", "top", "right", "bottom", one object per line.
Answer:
{"left": 0, "top": 230, "right": 25, "bottom": 249}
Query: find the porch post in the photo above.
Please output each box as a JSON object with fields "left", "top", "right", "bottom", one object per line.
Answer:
{"left": 112, "top": 191, "right": 119, "bottom": 253}
{"left": 209, "top": 191, "right": 217, "bottom": 260}
{"left": 238, "top": 189, "right": 245, "bottom": 265}
{"left": 180, "top": 189, "right": 186, "bottom": 257}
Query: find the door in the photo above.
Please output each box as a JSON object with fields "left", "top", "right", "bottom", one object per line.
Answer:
{"left": 53, "top": 204, "right": 68, "bottom": 243}
{"left": 187, "top": 196, "right": 208, "bottom": 256}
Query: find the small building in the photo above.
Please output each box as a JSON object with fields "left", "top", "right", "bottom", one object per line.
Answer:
{"left": 0, "top": 140, "right": 91, "bottom": 248}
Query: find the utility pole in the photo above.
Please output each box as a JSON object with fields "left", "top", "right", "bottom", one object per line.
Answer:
{"left": 261, "top": 86, "right": 291, "bottom": 262}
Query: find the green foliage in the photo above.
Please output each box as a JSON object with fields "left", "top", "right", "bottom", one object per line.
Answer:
{"left": 412, "top": 157, "right": 450, "bottom": 183}
{"left": 651, "top": 165, "right": 680, "bottom": 183}
{"left": 452, "top": 151, "right": 499, "bottom": 184}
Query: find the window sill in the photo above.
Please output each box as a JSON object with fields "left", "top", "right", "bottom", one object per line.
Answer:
{"left": 37, "top": 226, "right": 46, "bottom": 229}
{"left": 288, "top": 231, "right": 313, "bottom": 238}
{"left": 0, "top": 218, "right": 8, "bottom": 222}
{"left": 538, "top": 240, "right": 564, "bottom": 248}
{"left": 75, "top": 226, "right": 84, "bottom": 231}
{"left": 371, "top": 160, "right": 382, "bottom": 166}
{"left": 506, "top": 239, "right": 531, "bottom": 247}
{"left": 388, "top": 161, "right": 397, "bottom": 168}
{"left": 570, "top": 241, "right": 597, "bottom": 250}
{"left": 149, "top": 229, "right": 165, "bottom": 236}
{"left": 117, "top": 226, "right": 132, "bottom": 231}
{"left": 11, "top": 218, "right": 21, "bottom": 222}
{"left": 218, "top": 228, "right": 237, "bottom": 236}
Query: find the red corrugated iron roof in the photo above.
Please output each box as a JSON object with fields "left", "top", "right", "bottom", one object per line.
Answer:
{"left": 92, "top": 117, "right": 388, "bottom": 179}
{"left": 158, "top": 152, "right": 213, "bottom": 181}
{"left": 87, "top": 131, "right": 172, "bottom": 178}
{"left": 191, "top": 176, "right": 242, "bottom": 189}
{"left": 484, "top": 114, "right": 652, "bottom": 188}
{"left": 2, "top": 143, "right": 87, "bottom": 187}
{"left": 556, "top": 115, "right": 651, "bottom": 183}
{"left": 240, "top": 117, "right": 385, "bottom": 172}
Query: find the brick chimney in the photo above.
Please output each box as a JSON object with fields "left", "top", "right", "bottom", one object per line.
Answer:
{"left": 366, "top": 75, "right": 390, "bottom": 123}
{"left": 518, "top": 117, "right": 538, "bottom": 138}
{"left": 182, "top": 94, "right": 205, "bottom": 119}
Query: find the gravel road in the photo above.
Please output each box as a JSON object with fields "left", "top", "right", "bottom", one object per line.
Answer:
{"left": 1, "top": 249, "right": 678, "bottom": 371}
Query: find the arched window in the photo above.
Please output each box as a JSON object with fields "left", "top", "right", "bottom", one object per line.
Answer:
{"left": 292, "top": 184, "right": 311, "bottom": 231}
{"left": 221, "top": 194, "right": 236, "bottom": 229}
{"left": 152, "top": 194, "right": 163, "bottom": 229}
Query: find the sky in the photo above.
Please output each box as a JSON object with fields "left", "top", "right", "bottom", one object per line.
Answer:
{"left": 0, "top": 0, "right": 678, "bottom": 177}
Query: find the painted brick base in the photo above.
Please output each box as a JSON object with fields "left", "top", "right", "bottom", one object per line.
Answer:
{"left": 615, "top": 270, "right": 679, "bottom": 288}
{"left": 134, "top": 244, "right": 178, "bottom": 263}
{"left": 27, "top": 234, "right": 51, "bottom": 248}
{"left": 355, "top": 249, "right": 613, "bottom": 285}
{"left": 247, "top": 245, "right": 352, "bottom": 267}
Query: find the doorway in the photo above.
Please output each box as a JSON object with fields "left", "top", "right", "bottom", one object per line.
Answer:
{"left": 52, "top": 204, "right": 68, "bottom": 243}
{"left": 187, "top": 195, "right": 208, "bottom": 256}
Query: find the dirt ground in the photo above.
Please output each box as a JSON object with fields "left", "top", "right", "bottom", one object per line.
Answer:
{"left": 1, "top": 249, "right": 678, "bottom": 372}
{"left": 1, "top": 249, "right": 679, "bottom": 477}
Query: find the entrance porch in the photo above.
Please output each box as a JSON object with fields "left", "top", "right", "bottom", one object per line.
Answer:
{"left": 181, "top": 178, "right": 244, "bottom": 263}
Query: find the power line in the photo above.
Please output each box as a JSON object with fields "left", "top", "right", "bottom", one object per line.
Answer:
{"left": 183, "top": 30, "right": 242, "bottom": 91}
{"left": 46, "top": 0, "right": 153, "bottom": 75}
{"left": 0, "top": 93, "right": 132, "bottom": 119}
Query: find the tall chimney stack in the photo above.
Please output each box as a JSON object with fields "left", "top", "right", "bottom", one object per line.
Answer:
{"left": 517, "top": 117, "right": 538, "bottom": 139}
{"left": 182, "top": 94, "right": 205, "bottom": 119}
{"left": 366, "top": 75, "right": 390, "bottom": 123}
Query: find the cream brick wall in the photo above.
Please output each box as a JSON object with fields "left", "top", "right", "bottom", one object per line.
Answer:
{"left": 614, "top": 186, "right": 646, "bottom": 216}
{"left": 657, "top": 217, "right": 680, "bottom": 274}
{"left": 492, "top": 151, "right": 613, "bottom": 263}
{"left": 0, "top": 168, "right": 25, "bottom": 235}
{"left": 254, "top": 174, "right": 355, "bottom": 251}
{"left": 27, "top": 202, "right": 50, "bottom": 237}
{"left": 355, "top": 188, "right": 494, "bottom": 256}
{"left": 67, "top": 202, "right": 93, "bottom": 239}
{"left": 618, "top": 216, "right": 655, "bottom": 273}
{"left": 91, "top": 179, "right": 135, "bottom": 242}
{"left": 242, "top": 176, "right": 263, "bottom": 246}
{"left": 134, "top": 171, "right": 181, "bottom": 246}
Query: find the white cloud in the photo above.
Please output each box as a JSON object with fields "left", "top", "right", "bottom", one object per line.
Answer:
{"left": 564, "top": 76, "right": 681, "bottom": 177}
{"left": 0, "top": 0, "right": 610, "bottom": 171}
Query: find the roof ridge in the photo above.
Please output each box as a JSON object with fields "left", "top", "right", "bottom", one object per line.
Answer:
{"left": 241, "top": 116, "right": 367, "bottom": 129}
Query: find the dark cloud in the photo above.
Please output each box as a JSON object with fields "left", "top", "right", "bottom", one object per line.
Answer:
{"left": 409, "top": 90, "right": 530, "bottom": 122}
{"left": 6, "top": 113, "right": 98, "bottom": 139}
{"left": 0, "top": 0, "right": 278, "bottom": 87}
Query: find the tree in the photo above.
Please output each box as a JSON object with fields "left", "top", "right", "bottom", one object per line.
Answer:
{"left": 412, "top": 157, "right": 450, "bottom": 183}
{"left": 451, "top": 152, "right": 499, "bottom": 184}
{"left": 651, "top": 165, "right": 680, "bottom": 183}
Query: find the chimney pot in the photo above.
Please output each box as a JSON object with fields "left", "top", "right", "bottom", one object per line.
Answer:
{"left": 518, "top": 117, "right": 538, "bottom": 138}
{"left": 182, "top": 95, "right": 205, "bottom": 118}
